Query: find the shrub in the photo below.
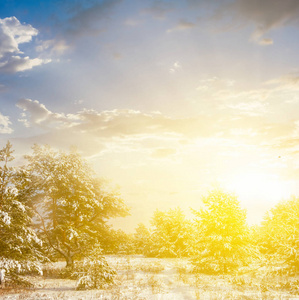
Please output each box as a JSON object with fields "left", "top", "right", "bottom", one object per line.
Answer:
{"left": 0, "top": 258, "right": 42, "bottom": 287}
{"left": 73, "top": 257, "right": 116, "bottom": 290}
{"left": 72, "top": 246, "right": 116, "bottom": 290}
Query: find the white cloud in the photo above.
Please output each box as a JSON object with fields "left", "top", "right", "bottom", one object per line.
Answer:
{"left": 0, "top": 56, "right": 51, "bottom": 73}
{"left": 223, "top": 101, "right": 269, "bottom": 116}
{"left": 0, "top": 16, "right": 38, "bottom": 58}
{"left": 0, "top": 112, "right": 13, "bottom": 134}
{"left": 0, "top": 17, "right": 50, "bottom": 73}
{"left": 17, "top": 98, "right": 52, "bottom": 124}
{"left": 16, "top": 98, "right": 81, "bottom": 128}
{"left": 169, "top": 61, "right": 181, "bottom": 73}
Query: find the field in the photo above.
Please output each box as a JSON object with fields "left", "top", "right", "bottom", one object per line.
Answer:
{"left": 1, "top": 255, "right": 299, "bottom": 300}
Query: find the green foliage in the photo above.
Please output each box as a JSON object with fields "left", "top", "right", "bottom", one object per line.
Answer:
{"left": 24, "top": 145, "right": 129, "bottom": 267}
{"left": 149, "top": 208, "right": 192, "bottom": 258}
{"left": 192, "top": 189, "right": 249, "bottom": 274}
{"left": 259, "top": 196, "right": 299, "bottom": 272}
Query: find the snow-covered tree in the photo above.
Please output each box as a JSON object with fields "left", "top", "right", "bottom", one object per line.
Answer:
{"left": 97, "top": 228, "right": 134, "bottom": 254}
{"left": 24, "top": 145, "right": 129, "bottom": 268}
{"left": 149, "top": 208, "right": 192, "bottom": 258}
{"left": 0, "top": 142, "right": 43, "bottom": 284}
{"left": 192, "top": 189, "right": 249, "bottom": 274}
{"left": 134, "top": 223, "right": 152, "bottom": 255}
{"left": 259, "top": 196, "right": 299, "bottom": 272}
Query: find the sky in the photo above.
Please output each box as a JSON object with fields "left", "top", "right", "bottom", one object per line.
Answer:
{"left": 1, "top": 0, "right": 299, "bottom": 231}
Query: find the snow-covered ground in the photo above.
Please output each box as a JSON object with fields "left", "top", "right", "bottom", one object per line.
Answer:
{"left": 0, "top": 255, "right": 297, "bottom": 299}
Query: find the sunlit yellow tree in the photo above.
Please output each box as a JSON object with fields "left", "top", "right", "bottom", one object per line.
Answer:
{"left": 98, "top": 227, "right": 134, "bottom": 254}
{"left": 192, "top": 189, "right": 249, "bottom": 274}
{"left": 150, "top": 207, "right": 192, "bottom": 258}
{"left": 260, "top": 196, "right": 299, "bottom": 272}
{"left": 24, "top": 145, "right": 129, "bottom": 268}
{"left": 134, "top": 223, "right": 152, "bottom": 255}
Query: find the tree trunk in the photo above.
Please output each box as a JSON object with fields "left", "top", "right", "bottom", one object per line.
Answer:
{"left": 0, "top": 269, "right": 5, "bottom": 288}
{"left": 65, "top": 255, "right": 74, "bottom": 269}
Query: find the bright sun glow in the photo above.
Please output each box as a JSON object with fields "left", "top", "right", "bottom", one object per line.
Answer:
{"left": 225, "top": 172, "right": 292, "bottom": 204}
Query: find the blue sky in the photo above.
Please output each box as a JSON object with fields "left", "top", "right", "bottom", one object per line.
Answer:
{"left": 1, "top": 0, "right": 299, "bottom": 231}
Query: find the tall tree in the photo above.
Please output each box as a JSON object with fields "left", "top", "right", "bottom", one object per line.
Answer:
{"left": 134, "top": 223, "right": 152, "bottom": 255}
{"left": 0, "top": 142, "right": 43, "bottom": 278}
{"left": 192, "top": 189, "right": 249, "bottom": 274}
{"left": 150, "top": 208, "right": 192, "bottom": 258}
{"left": 259, "top": 196, "right": 299, "bottom": 272}
{"left": 25, "top": 145, "right": 129, "bottom": 267}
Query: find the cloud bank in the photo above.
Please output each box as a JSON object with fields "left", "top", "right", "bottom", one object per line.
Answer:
{"left": 15, "top": 94, "right": 298, "bottom": 156}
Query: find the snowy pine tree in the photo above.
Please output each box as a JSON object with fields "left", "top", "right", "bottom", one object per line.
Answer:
{"left": 24, "top": 145, "right": 129, "bottom": 268}
{"left": 192, "top": 189, "right": 249, "bottom": 274}
{"left": 0, "top": 142, "right": 43, "bottom": 285}
{"left": 150, "top": 208, "right": 192, "bottom": 258}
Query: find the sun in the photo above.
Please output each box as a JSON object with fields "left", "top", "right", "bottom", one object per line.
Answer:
{"left": 224, "top": 171, "right": 292, "bottom": 205}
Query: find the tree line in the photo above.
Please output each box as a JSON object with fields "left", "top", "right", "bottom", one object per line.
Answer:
{"left": 1, "top": 141, "right": 299, "bottom": 288}
{"left": 132, "top": 189, "right": 299, "bottom": 276}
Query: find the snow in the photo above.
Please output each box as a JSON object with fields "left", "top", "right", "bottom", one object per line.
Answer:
{"left": 0, "top": 256, "right": 297, "bottom": 299}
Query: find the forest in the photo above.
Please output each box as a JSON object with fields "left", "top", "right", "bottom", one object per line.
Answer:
{"left": 1, "top": 141, "right": 299, "bottom": 299}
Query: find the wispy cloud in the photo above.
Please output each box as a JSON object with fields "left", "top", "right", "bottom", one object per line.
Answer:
{"left": 143, "top": 0, "right": 174, "bottom": 19}
{"left": 64, "top": 0, "right": 122, "bottom": 38}
{"left": 167, "top": 19, "right": 196, "bottom": 33}
{"left": 266, "top": 72, "right": 299, "bottom": 90}
{"left": 215, "top": 0, "right": 299, "bottom": 44}
{"left": 169, "top": 61, "right": 181, "bottom": 73}
{"left": 0, "top": 112, "right": 13, "bottom": 134}
{"left": 36, "top": 39, "right": 69, "bottom": 56}
{"left": 151, "top": 147, "right": 177, "bottom": 158}
{"left": 15, "top": 97, "right": 293, "bottom": 149}
{"left": 15, "top": 99, "right": 211, "bottom": 142}
{"left": 258, "top": 38, "right": 274, "bottom": 46}
{"left": 223, "top": 101, "right": 269, "bottom": 116}
{"left": 196, "top": 76, "right": 235, "bottom": 91}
